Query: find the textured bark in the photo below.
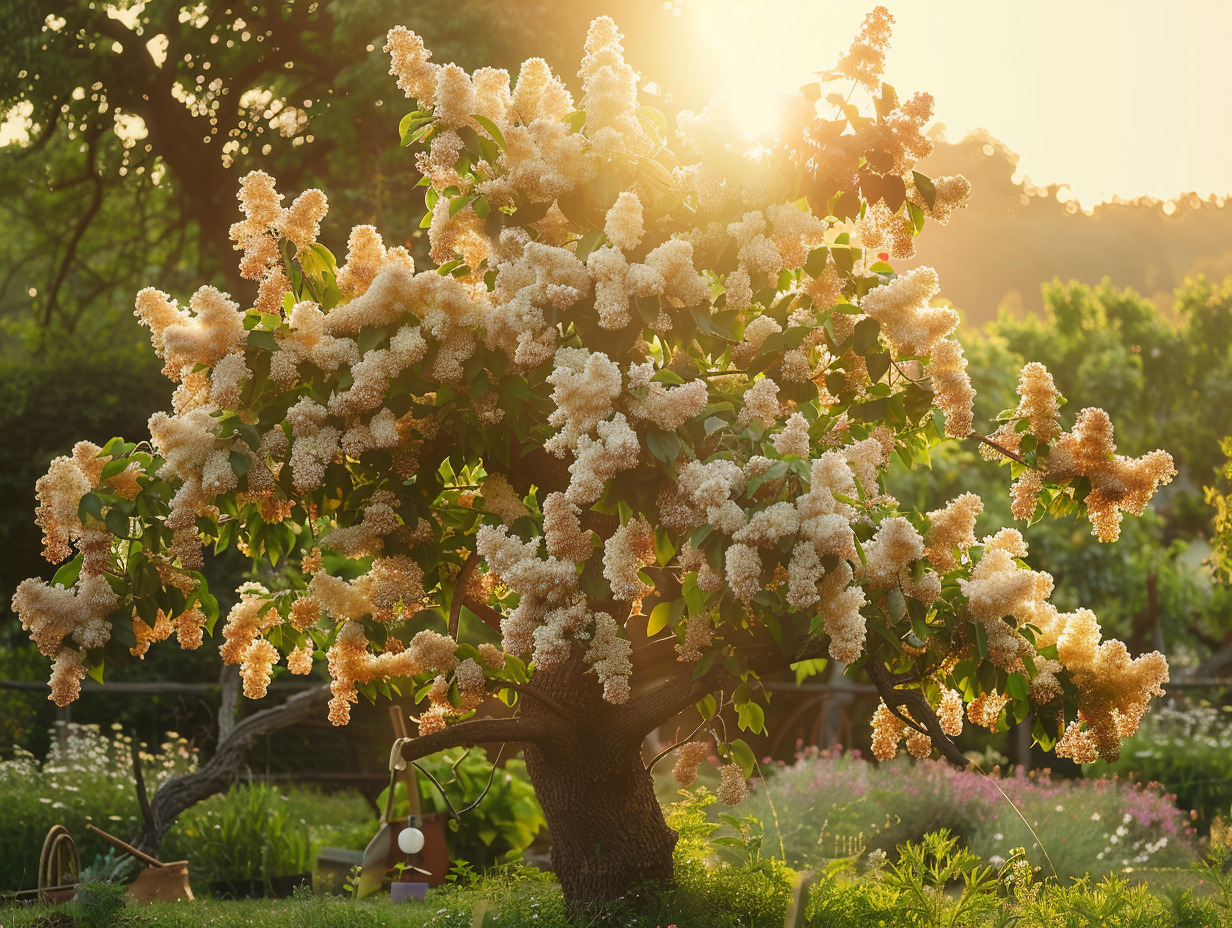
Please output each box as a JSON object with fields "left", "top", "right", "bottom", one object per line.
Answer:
{"left": 523, "top": 732, "right": 677, "bottom": 909}
{"left": 135, "top": 684, "right": 330, "bottom": 856}
{"left": 518, "top": 657, "right": 678, "bottom": 909}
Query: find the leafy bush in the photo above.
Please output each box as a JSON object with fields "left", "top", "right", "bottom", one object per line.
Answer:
{"left": 0, "top": 723, "right": 196, "bottom": 891}
{"left": 161, "top": 781, "right": 312, "bottom": 889}
{"left": 4, "top": 840, "right": 1230, "bottom": 928}
{"left": 734, "top": 745, "right": 1196, "bottom": 880}
{"left": 377, "top": 747, "right": 545, "bottom": 870}
{"left": 1101, "top": 701, "right": 1232, "bottom": 830}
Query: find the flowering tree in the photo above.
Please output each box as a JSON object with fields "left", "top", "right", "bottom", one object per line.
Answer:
{"left": 13, "top": 8, "right": 1176, "bottom": 906}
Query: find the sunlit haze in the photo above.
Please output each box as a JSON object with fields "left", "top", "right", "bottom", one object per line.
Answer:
{"left": 687, "top": 0, "right": 1232, "bottom": 206}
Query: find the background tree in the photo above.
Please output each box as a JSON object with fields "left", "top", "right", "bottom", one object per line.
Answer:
{"left": 10, "top": 7, "right": 1177, "bottom": 909}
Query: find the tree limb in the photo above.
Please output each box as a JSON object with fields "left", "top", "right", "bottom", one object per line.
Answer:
{"left": 450, "top": 554, "right": 481, "bottom": 639}
{"left": 137, "top": 683, "right": 331, "bottom": 856}
{"left": 865, "top": 660, "right": 969, "bottom": 768}
{"left": 398, "top": 716, "right": 547, "bottom": 766}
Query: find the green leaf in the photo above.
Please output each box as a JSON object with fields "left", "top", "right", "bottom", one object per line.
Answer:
{"left": 913, "top": 171, "right": 937, "bottom": 210}
{"left": 646, "top": 429, "right": 681, "bottom": 464}
{"left": 973, "top": 621, "right": 989, "bottom": 660}
{"left": 229, "top": 450, "right": 251, "bottom": 479}
{"left": 865, "top": 350, "right": 891, "bottom": 384}
{"left": 647, "top": 602, "right": 673, "bottom": 637}
{"left": 449, "top": 194, "right": 477, "bottom": 217}
{"left": 469, "top": 114, "right": 506, "bottom": 150}
{"left": 105, "top": 508, "right": 131, "bottom": 539}
{"left": 78, "top": 492, "right": 105, "bottom": 524}
{"left": 1006, "top": 672, "right": 1029, "bottom": 702}
{"left": 805, "top": 247, "right": 829, "bottom": 278}
{"left": 853, "top": 317, "right": 881, "bottom": 355}
{"left": 736, "top": 700, "right": 765, "bottom": 735}
{"left": 52, "top": 555, "right": 84, "bottom": 589}
{"left": 99, "top": 457, "right": 129, "bottom": 481}
{"left": 574, "top": 229, "right": 605, "bottom": 263}
{"left": 728, "top": 738, "right": 757, "bottom": 778}
{"left": 696, "top": 694, "right": 718, "bottom": 719}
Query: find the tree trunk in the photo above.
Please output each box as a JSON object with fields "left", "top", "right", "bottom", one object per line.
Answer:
{"left": 517, "top": 659, "right": 679, "bottom": 911}
{"left": 523, "top": 734, "right": 676, "bottom": 909}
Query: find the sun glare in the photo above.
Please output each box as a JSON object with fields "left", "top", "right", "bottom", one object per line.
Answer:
{"left": 683, "top": 0, "right": 1232, "bottom": 206}
{"left": 688, "top": 1, "right": 860, "bottom": 142}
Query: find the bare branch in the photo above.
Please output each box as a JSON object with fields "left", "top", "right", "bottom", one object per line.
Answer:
{"left": 450, "top": 553, "right": 481, "bottom": 639}
{"left": 968, "top": 431, "right": 1041, "bottom": 470}
{"left": 398, "top": 716, "right": 547, "bottom": 766}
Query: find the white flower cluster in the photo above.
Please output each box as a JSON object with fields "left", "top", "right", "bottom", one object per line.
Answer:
{"left": 859, "top": 267, "right": 958, "bottom": 357}
{"left": 476, "top": 525, "right": 631, "bottom": 704}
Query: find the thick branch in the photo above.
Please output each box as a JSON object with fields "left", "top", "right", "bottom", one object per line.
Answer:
{"left": 460, "top": 595, "right": 504, "bottom": 633}
{"left": 487, "top": 680, "right": 572, "bottom": 718}
{"left": 398, "top": 716, "right": 547, "bottom": 765}
{"left": 137, "top": 683, "right": 330, "bottom": 856}
{"left": 865, "top": 661, "right": 969, "bottom": 768}
{"left": 42, "top": 129, "right": 104, "bottom": 329}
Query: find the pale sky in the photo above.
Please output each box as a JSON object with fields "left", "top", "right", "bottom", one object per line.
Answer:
{"left": 687, "top": 0, "right": 1232, "bottom": 206}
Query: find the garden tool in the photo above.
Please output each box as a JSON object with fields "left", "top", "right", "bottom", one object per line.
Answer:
{"left": 86, "top": 823, "right": 193, "bottom": 903}
{"left": 358, "top": 716, "right": 429, "bottom": 898}
{"left": 37, "top": 824, "right": 80, "bottom": 903}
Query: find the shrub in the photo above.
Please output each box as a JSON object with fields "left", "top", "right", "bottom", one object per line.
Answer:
{"left": 161, "top": 781, "right": 312, "bottom": 890}
{"left": 376, "top": 747, "right": 545, "bottom": 870}
{"left": 734, "top": 745, "right": 1196, "bottom": 880}
{"left": 1101, "top": 701, "right": 1232, "bottom": 830}
{"left": 0, "top": 723, "right": 196, "bottom": 891}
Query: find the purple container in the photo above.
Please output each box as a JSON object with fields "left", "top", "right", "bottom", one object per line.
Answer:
{"left": 390, "top": 881, "right": 430, "bottom": 902}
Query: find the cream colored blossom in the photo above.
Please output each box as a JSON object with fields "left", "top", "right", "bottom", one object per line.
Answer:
{"left": 862, "top": 517, "right": 923, "bottom": 588}
{"left": 724, "top": 543, "right": 762, "bottom": 603}
{"left": 924, "top": 493, "right": 983, "bottom": 572}
{"left": 546, "top": 347, "right": 623, "bottom": 455}
{"left": 1046, "top": 407, "right": 1177, "bottom": 542}
{"left": 859, "top": 267, "right": 957, "bottom": 357}
{"left": 585, "top": 611, "right": 633, "bottom": 704}
{"left": 578, "top": 17, "right": 653, "bottom": 159}
{"left": 604, "top": 192, "right": 644, "bottom": 252}
{"left": 385, "top": 26, "right": 438, "bottom": 104}
{"left": 717, "top": 763, "right": 750, "bottom": 806}
{"left": 481, "top": 473, "right": 529, "bottom": 524}
{"left": 772, "top": 412, "right": 810, "bottom": 458}
{"left": 738, "top": 377, "right": 781, "bottom": 427}
{"left": 929, "top": 339, "right": 975, "bottom": 438}
{"left": 566, "top": 413, "right": 641, "bottom": 506}
{"left": 602, "top": 518, "right": 655, "bottom": 603}
{"left": 820, "top": 561, "right": 868, "bottom": 662}
{"left": 673, "top": 740, "right": 711, "bottom": 786}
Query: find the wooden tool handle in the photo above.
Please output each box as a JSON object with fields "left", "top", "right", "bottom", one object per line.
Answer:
{"left": 86, "top": 824, "right": 164, "bottom": 868}
{"left": 389, "top": 707, "right": 421, "bottom": 819}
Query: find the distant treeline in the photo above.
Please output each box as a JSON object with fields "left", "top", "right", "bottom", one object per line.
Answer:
{"left": 911, "top": 130, "right": 1232, "bottom": 323}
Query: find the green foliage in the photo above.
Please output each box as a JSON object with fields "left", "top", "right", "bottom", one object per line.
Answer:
{"left": 0, "top": 724, "right": 196, "bottom": 892}
{"left": 162, "top": 782, "right": 312, "bottom": 888}
{"left": 1100, "top": 702, "right": 1232, "bottom": 831}
{"left": 732, "top": 747, "right": 1195, "bottom": 881}
{"left": 375, "top": 747, "right": 545, "bottom": 869}
{"left": 68, "top": 879, "right": 129, "bottom": 927}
